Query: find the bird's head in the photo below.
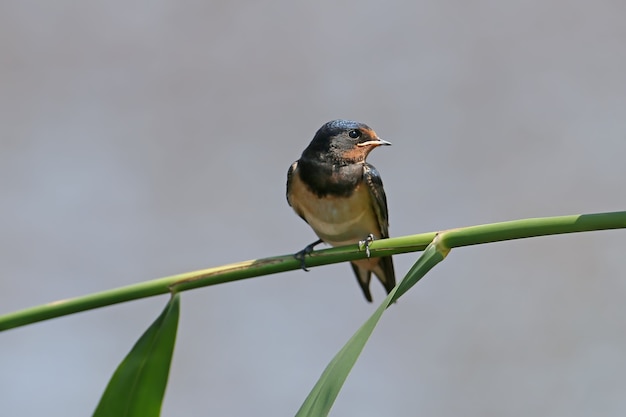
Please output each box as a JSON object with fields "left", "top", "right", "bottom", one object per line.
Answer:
{"left": 303, "top": 119, "right": 391, "bottom": 164}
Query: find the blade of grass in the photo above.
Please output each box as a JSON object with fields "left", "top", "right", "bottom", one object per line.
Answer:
{"left": 295, "top": 237, "right": 449, "bottom": 417}
{"left": 1, "top": 211, "right": 624, "bottom": 332}
{"left": 92, "top": 294, "right": 180, "bottom": 417}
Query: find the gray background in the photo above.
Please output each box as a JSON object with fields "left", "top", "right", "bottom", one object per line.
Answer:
{"left": 2, "top": 1, "right": 626, "bottom": 416}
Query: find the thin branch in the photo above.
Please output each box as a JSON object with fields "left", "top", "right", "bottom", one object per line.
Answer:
{"left": 1, "top": 211, "right": 624, "bottom": 332}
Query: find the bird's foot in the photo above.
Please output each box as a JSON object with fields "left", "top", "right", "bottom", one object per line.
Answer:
{"left": 358, "top": 233, "right": 375, "bottom": 258}
{"left": 294, "top": 239, "right": 323, "bottom": 271}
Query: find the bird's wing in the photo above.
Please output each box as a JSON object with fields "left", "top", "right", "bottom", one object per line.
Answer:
{"left": 286, "top": 161, "right": 307, "bottom": 222}
{"left": 362, "top": 163, "right": 396, "bottom": 297}
{"left": 363, "top": 163, "right": 390, "bottom": 238}
{"left": 286, "top": 161, "right": 297, "bottom": 206}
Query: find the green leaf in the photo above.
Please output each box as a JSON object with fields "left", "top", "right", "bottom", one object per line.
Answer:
{"left": 93, "top": 294, "right": 180, "bottom": 417}
{"left": 295, "top": 241, "right": 448, "bottom": 417}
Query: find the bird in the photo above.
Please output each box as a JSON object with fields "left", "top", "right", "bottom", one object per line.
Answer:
{"left": 286, "top": 119, "right": 395, "bottom": 302}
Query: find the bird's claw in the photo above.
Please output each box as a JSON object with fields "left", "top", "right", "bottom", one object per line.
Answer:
{"left": 358, "top": 233, "right": 375, "bottom": 258}
{"left": 294, "top": 249, "right": 310, "bottom": 271}
{"left": 294, "top": 239, "right": 323, "bottom": 271}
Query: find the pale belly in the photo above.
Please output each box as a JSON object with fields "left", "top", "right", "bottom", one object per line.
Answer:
{"left": 290, "top": 179, "right": 380, "bottom": 246}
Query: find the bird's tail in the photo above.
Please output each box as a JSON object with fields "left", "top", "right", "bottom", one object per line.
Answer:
{"left": 350, "top": 256, "right": 396, "bottom": 302}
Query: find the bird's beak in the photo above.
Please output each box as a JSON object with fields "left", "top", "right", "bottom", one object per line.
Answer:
{"left": 356, "top": 138, "right": 392, "bottom": 147}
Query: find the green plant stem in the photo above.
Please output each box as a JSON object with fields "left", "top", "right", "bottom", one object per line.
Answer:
{"left": 1, "top": 211, "right": 624, "bottom": 332}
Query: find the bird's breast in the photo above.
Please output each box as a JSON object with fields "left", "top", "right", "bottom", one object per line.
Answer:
{"left": 289, "top": 172, "right": 380, "bottom": 246}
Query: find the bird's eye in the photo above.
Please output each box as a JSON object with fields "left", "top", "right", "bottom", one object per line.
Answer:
{"left": 348, "top": 130, "right": 361, "bottom": 139}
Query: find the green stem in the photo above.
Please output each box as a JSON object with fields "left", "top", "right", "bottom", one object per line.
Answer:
{"left": 1, "top": 211, "right": 624, "bottom": 332}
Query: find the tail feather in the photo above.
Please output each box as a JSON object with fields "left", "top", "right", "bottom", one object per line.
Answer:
{"left": 350, "top": 263, "right": 373, "bottom": 302}
{"left": 374, "top": 255, "right": 396, "bottom": 295}
{"left": 350, "top": 256, "right": 396, "bottom": 302}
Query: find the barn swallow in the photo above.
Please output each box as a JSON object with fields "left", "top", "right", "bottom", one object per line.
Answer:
{"left": 286, "top": 119, "right": 395, "bottom": 302}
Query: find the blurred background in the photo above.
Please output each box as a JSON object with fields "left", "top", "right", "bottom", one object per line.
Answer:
{"left": 1, "top": 1, "right": 626, "bottom": 416}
